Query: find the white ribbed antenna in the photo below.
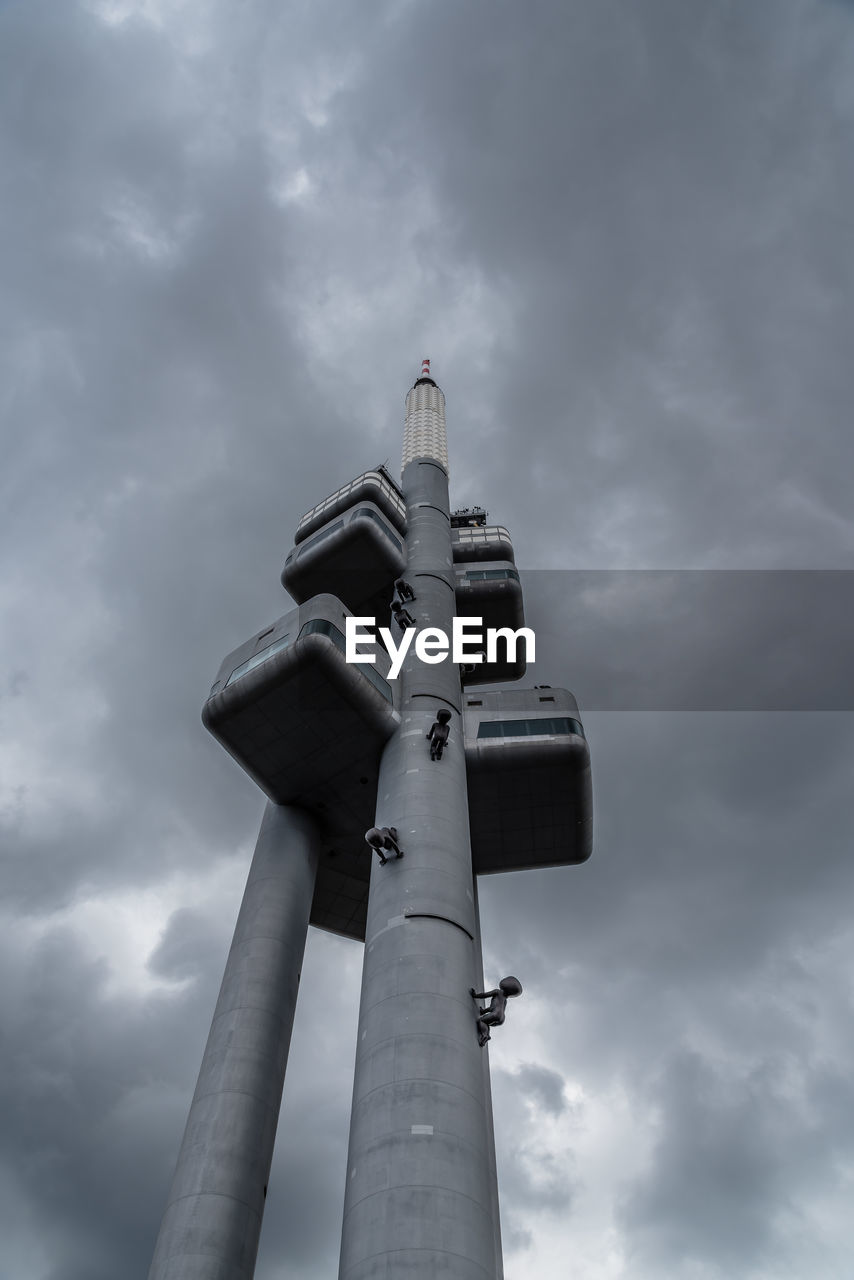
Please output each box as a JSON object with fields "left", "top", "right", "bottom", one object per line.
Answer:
{"left": 402, "top": 359, "right": 448, "bottom": 475}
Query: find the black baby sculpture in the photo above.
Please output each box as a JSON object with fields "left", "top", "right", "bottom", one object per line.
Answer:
{"left": 364, "top": 826, "right": 405, "bottom": 866}
{"left": 391, "top": 601, "right": 415, "bottom": 629}
{"left": 470, "top": 976, "right": 523, "bottom": 1047}
{"left": 426, "top": 709, "right": 452, "bottom": 761}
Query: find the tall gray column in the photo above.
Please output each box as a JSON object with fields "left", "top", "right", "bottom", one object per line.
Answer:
{"left": 338, "top": 457, "right": 503, "bottom": 1280}
{"left": 149, "top": 802, "right": 319, "bottom": 1280}
{"left": 472, "top": 879, "right": 504, "bottom": 1280}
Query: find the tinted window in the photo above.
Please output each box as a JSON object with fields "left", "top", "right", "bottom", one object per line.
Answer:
{"left": 225, "top": 634, "right": 292, "bottom": 687}
{"left": 351, "top": 507, "right": 403, "bottom": 552}
{"left": 463, "top": 568, "right": 520, "bottom": 583}
{"left": 477, "top": 716, "right": 584, "bottom": 739}
{"left": 300, "top": 520, "right": 345, "bottom": 553}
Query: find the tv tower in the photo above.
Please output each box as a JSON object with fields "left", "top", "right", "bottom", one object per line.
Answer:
{"left": 147, "top": 363, "right": 592, "bottom": 1280}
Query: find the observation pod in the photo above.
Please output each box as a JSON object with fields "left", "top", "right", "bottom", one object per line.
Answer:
{"left": 455, "top": 560, "right": 526, "bottom": 685}
{"left": 203, "top": 591, "right": 398, "bottom": 824}
{"left": 294, "top": 467, "right": 407, "bottom": 545}
{"left": 203, "top": 594, "right": 400, "bottom": 943}
{"left": 451, "top": 523, "right": 515, "bottom": 564}
{"left": 282, "top": 502, "right": 406, "bottom": 617}
{"left": 464, "top": 686, "right": 593, "bottom": 872}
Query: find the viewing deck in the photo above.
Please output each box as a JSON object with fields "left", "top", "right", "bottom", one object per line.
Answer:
{"left": 451, "top": 524, "right": 516, "bottom": 564}
{"left": 282, "top": 501, "right": 407, "bottom": 617}
{"left": 294, "top": 468, "right": 406, "bottom": 545}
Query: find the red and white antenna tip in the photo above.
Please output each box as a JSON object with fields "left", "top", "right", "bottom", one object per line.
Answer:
{"left": 421, "top": 358, "right": 430, "bottom": 378}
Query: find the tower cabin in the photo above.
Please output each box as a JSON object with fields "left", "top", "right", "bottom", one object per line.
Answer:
{"left": 282, "top": 502, "right": 407, "bottom": 619}
{"left": 464, "top": 686, "right": 593, "bottom": 873}
{"left": 283, "top": 481, "right": 525, "bottom": 658}
{"left": 294, "top": 467, "right": 407, "bottom": 544}
{"left": 203, "top": 593, "right": 399, "bottom": 940}
{"left": 451, "top": 523, "right": 515, "bottom": 564}
{"left": 454, "top": 561, "right": 526, "bottom": 684}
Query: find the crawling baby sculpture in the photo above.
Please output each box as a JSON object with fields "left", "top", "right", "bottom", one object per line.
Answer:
{"left": 364, "top": 826, "right": 404, "bottom": 866}
{"left": 470, "top": 976, "right": 523, "bottom": 1046}
{"left": 426, "top": 709, "right": 452, "bottom": 760}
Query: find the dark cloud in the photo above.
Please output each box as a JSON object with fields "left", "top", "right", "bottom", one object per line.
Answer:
{"left": 319, "top": 0, "right": 854, "bottom": 569}
{"left": 507, "top": 1063, "right": 569, "bottom": 1118}
{"left": 147, "top": 906, "right": 226, "bottom": 981}
{"left": 3, "top": 0, "right": 854, "bottom": 1277}
{"left": 0, "top": 924, "right": 211, "bottom": 1280}
{"left": 618, "top": 1047, "right": 854, "bottom": 1274}
{"left": 527, "top": 570, "right": 854, "bottom": 710}
{"left": 488, "top": 1061, "right": 579, "bottom": 1261}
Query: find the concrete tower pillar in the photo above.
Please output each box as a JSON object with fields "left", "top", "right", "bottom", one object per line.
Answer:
{"left": 148, "top": 802, "right": 319, "bottom": 1280}
{"left": 338, "top": 369, "right": 503, "bottom": 1280}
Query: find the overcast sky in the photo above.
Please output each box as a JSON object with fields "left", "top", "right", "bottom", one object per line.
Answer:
{"left": 2, "top": 1, "right": 854, "bottom": 1278}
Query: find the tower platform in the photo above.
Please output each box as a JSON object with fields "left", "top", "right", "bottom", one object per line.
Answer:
{"left": 282, "top": 502, "right": 406, "bottom": 617}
